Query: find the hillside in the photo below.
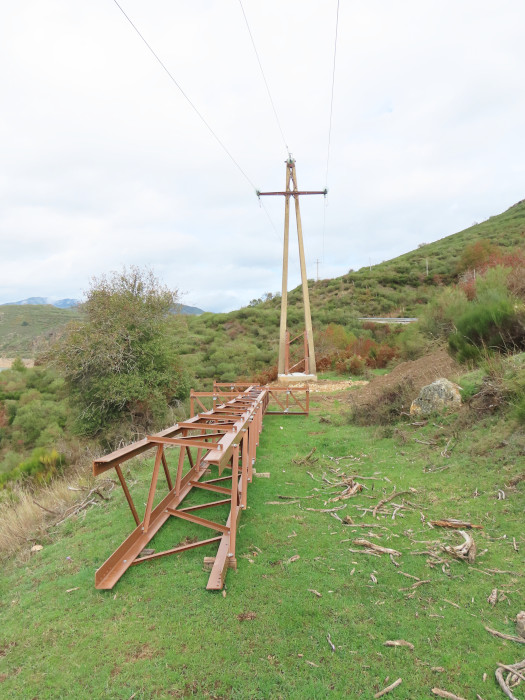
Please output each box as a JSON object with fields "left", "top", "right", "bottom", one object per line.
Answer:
{"left": 0, "top": 305, "right": 82, "bottom": 357}
{"left": 182, "top": 199, "right": 525, "bottom": 381}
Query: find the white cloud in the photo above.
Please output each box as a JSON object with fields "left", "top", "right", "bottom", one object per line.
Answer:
{"left": 1, "top": 0, "right": 525, "bottom": 310}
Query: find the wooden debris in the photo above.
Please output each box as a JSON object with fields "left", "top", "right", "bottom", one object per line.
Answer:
{"left": 327, "top": 633, "right": 335, "bottom": 652}
{"left": 255, "top": 472, "right": 271, "bottom": 478}
{"left": 431, "top": 519, "right": 483, "bottom": 530}
{"left": 399, "top": 580, "right": 431, "bottom": 592}
{"left": 443, "top": 530, "right": 476, "bottom": 563}
{"left": 293, "top": 447, "right": 318, "bottom": 465}
{"left": 497, "top": 662, "right": 525, "bottom": 683}
{"left": 495, "top": 659, "right": 525, "bottom": 700}
{"left": 374, "top": 678, "right": 402, "bottom": 698}
{"left": 305, "top": 505, "right": 347, "bottom": 513}
{"left": 517, "top": 612, "right": 525, "bottom": 639}
{"left": 487, "top": 588, "right": 498, "bottom": 607}
{"left": 431, "top": 690, "right": 467, "bottom": 700}
{"left": 353, "top": 539, "right": 401, "bottom": 556}
{"left": 66, "top": 587, "right": 79, "bottom": 593}
{"left": 305, "top": 660, "right": 319, "bottom": 667}
{"left": 330, "top": 480, "right": 364, "bottom": 501}
{"left": 372, "top": 490, "right": 411, "bottom": 518}
{"left": 285, "top": 555, "right": 300, "bottom": 564}
{"left": 485, "top": 626, "right": 525, "bottom": 644}
{"left": 308, "top": 589, "right": 322, "bottom": 598}
{"left": 265, "top": 500, "right": 299, "bottom": 505}
{"left": 384, "top": 640, "right": 414, "bottom": 650}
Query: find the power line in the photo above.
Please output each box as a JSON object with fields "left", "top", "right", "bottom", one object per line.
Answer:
{"left": 238, "top": 0, "right": 290, "bottom": 156}
{"left": 322, "top": 0, "right": 340, "bottom": 264}
{"left": 110, "top": 0, "right": 257, "bottom": 193}
{"left": 325, "top": 0, "right": 340, "bottom": 190}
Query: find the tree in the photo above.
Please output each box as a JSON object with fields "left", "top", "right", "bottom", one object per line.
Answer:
{"left": 47, "top": 267, "right": 189, "bottom": 440}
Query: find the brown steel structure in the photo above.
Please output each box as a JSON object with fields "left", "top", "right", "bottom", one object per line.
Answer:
{"left": 93, "top": 384, "right": 309, "bottom": 591}
{"left": 258, "top": 158, "right": 326, "bottom": 378}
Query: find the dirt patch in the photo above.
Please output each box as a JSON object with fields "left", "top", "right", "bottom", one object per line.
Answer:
{"left": 348, "top": 349, "right": 460, "bottom": 410}
{"left": 0, "top": 357, "right": 34, "bottom": 369}
{"left": 273, "top": 379, "right": 368, "bottom": 393}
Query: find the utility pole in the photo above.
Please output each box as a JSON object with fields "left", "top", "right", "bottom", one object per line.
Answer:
{"left": 315, "top": 259, "right": 320, "bottom": 282}
{"left": 258, "top": 158, "right": 326, "bottom": 377}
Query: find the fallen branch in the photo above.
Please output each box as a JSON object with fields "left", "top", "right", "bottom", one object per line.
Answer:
{"left": 485, "top": 627, "right": 525, "bottom": 644}
{"left": 305, "top": 505, "right": 347, "bottom": 513}
{"left": 431, "top": 690, "right": 467, "bottom": 700}
{"left": 384, "top": 640, "right": 414, "bottom": 650}
{"left": 372, "top": 491, "right": 411, "bottom": 518}
{"left": 495, "top": 659, "right": 525, "bottom": 700}
{"left": 431, "top": 519, "right": 483, "bottom": 530}
{"left": 353, "top": 539, "right": 401, "bottom": 556}
{"left": 443, "top": 530, "right": 476, "bottom": 563}
{"left": 374, "top": 678, "right": 402, "bottom": 698}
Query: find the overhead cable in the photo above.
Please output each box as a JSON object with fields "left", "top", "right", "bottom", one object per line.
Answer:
{"left": 322, "top": 0, "right": 340, "bottom": 264}
{"left": 237, "top": 0, "right": 290, "bottom": 156}
{"left": 110, "top": 0, "right": 257, "bottom": 192}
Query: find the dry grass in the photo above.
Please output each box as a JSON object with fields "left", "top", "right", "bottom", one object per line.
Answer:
{"left": 0, "top": 466, "right": 95, "bottom": 560}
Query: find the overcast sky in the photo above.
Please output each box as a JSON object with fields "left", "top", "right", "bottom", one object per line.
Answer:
{"left": 1, "top": 1, "right": 524, "bottom": 312}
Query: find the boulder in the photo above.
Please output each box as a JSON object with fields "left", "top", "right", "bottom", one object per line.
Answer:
{"left": 410, "top": 378, "right": 461, "bottom": 416}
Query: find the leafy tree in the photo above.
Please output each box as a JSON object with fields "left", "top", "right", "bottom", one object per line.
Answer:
{"left": 47, "top": 267, "right": 189, "bottom": 439}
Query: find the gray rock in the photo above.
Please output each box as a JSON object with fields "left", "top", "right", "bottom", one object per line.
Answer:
{"left": 410, "top": 378, "right": 462, "bottom": 416}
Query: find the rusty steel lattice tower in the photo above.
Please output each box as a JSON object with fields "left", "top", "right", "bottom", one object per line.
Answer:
{"left": 258, "top": 158, "right": 326, "bottom": 379}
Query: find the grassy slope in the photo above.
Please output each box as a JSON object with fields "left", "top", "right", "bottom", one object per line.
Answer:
{"left": 0, "top": 389, "right": 523, "bottom": 699}
{"left": 182, "top": 199, "right": 525, "bottom": 381}
{"left": 0, "top": 305, "right": 82, "bottom": 357}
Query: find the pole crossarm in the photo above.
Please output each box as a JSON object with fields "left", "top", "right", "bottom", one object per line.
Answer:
{"left": 257, "top": 189, "right": 327, "bottom": 197}
{"left": 92, "top": 383, "right": 309, "bottom": 592}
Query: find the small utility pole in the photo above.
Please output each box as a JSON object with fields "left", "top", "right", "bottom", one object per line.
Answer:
{"left": 315, "top": 259, "right": 320, "bottom": 282}
{"left": 258, "top": 159, "right": 326, "bottom": 377}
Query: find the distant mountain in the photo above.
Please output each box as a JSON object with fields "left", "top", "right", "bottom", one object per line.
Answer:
{"left": 180, "top": 304, "right": 204, "bottom": 316}
{"left": 2, "top": 298, "right": 204, "bottom": 315}
{"left": 3, "top": 297, "right": 80, "bottom": 309}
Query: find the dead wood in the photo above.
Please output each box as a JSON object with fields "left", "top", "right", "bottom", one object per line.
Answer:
{"left": 497, "top": 661, "right": 525, "bottom": 683}
{"left": 330, "top": 481, "right": 364, "bottom": 501}
{"left": 495, "top": 659, "right": 525, "bottom": 700}
{"left": 431, "top": 690, "right": 467, "bottom": 700}
{"left": 293, "top": 447, "right": 318, "bottom": 465}
{"left": 443, "top": 530, "right": 476, "bottom": 563}
{"left": 374, "top": 678, "right": 402, "bottom": 698}
{"left": 265, "top": 500, "right": 300, "bottom": 506}
{"left": 384, "top": 640, "right": 414, "bottom": 650}
{"left": 353, "top": 539, "right": 401, "bottom": 556}
{"left": 431, "top": 519, "right": 483, "bottom": 530}
{"left": 305, "top": 505, "right": 346, "bottom": 513}
{"left": 485, "top": 626, "right": 525, "bottom": 644}
{"left": 399, "top": 580, "right": 431, "bottom": 591}
{"left": 372, "top": 490, "right": 411, "bottom": 518}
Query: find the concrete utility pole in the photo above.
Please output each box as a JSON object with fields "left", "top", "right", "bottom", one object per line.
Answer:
{"left": 258, "top": 159, "right": 326, "bottom": 378}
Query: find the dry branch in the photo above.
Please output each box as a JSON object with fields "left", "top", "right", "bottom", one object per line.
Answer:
{"left": 443, "top": 530, "right": 476, "bottom": 563}
{"left": 431, "top": 519, "right": 483, "bottom": 530}
{"left": 384, "top": 640, "right": 414, "bottom": 650}
{"left": 372, "top": 491, "right": 411, "bottom": 518}
{"left": 374, "top": 678, "right": 402, "bottom": 698}
{"left": 353, "top": 539, "right": 401, "bottom": 556}
{"left": 495, "top": 659, "right": 525, "bottom": 700}
{"left": 431, "top": 690, "right": 467, "bottom": 700}
{"left": 485, "top": 627, "right": 525, "bottom": 644}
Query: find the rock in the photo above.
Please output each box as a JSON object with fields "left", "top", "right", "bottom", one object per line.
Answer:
{"left": 517, "top": 611, "right": 525, "bottom": 639}
{"left": 410, "top": 378, "right": 462, "bottom": 416}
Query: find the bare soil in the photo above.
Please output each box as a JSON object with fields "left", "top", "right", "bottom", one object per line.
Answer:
{"left": 348, "top": 348, "right": 461, "bottom": 408}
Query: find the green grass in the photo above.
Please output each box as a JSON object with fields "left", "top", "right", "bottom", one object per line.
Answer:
{"left": 0, "top": 391, "right": 523, "bottom": 698}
